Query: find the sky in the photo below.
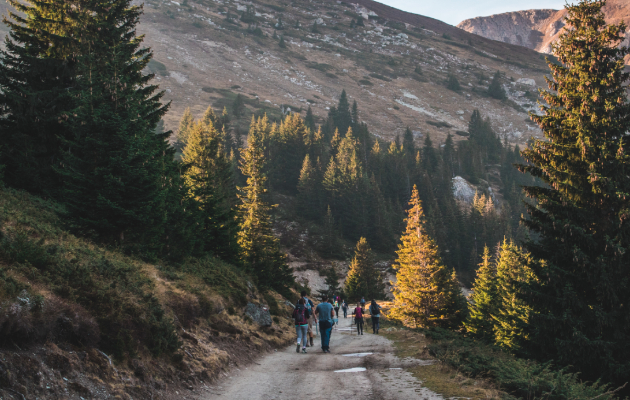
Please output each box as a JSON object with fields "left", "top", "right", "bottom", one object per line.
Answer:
{"left": 377, "top": 0, "right": 568, "bottom": 26}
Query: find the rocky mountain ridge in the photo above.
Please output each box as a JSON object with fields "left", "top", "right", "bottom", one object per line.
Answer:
{"left": 458, "top": 0, "right": 630, "bottom": 64}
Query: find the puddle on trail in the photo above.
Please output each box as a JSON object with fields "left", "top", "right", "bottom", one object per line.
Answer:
{"left": 342, "top": 353, "right": 373, "bottom": 357}
{"left": 334, "top": 367, "right": 367, "bottom": 373}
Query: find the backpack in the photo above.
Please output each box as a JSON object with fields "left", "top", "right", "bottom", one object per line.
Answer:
{"left": 294, "top": 306, "right": 307, "bottom": 325}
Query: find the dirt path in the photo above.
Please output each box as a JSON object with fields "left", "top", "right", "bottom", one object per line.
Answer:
{"left": 202, "top": 316, "right": 443, "bottom": 400}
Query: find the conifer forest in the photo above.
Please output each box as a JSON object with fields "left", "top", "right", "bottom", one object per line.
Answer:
{"left": 0, "top": 0, "right": 629, "bottom": 398}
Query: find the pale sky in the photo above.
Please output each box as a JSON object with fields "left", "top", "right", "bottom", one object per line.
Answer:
{"left": 377, "top": 0, "right": 569, "bottom": 26}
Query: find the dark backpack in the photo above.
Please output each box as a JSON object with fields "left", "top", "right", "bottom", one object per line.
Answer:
{"left": 294, "top": 306, "right": 307, "bottom": 325}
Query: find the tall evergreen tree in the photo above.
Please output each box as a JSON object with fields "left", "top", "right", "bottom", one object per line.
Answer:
{"left": 0, "top": 0, "right": 80, "bottom": 193}
{"left": 518, "top": 0, "right": 630, "bottom": 384}
{"left": 493, "top": 240, "right": 537, "bottom": 353}
{"left": 317, "top": 264, "right": 343, "bottom": 299}
{"left": 182, "top": 120, "right": 238, "bottom": 261}
{"left": 344, "top": 237, "right": 385, "bottom": 301}
{"left": 389, "top": 186, "right": 466, "bottom": 328}
{"left": 464, "top": 246, "right": 498, "bottom": 341}
{"left": 176, "top": 107, "right": 195, "bottom": 150}
{"left": 237, "top": 116, "right": 293, "bottom": 291}
{"left": 56, "top": 0, "right": 174, "bottom": 253}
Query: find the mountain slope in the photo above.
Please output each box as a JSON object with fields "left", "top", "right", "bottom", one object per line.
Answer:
{"left": 458, "top": 0, "right": 630, "bottom": 62}
{"left": 0, "top": 0, "right": 551, "bottom": 145}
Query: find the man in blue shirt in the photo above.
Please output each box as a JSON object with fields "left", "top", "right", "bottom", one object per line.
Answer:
{"left": 315, "top": 295, "right": 335, "bottom": 353}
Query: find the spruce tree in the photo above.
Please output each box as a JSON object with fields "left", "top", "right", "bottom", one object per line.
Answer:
{"left": 389, "top": 186, "right": 466, "bottom": 328}
{"left": 297, "top": 154, "right": 320, "bottom": 220}
{"left": 493, "top": 240, "right": 537, "bottom": 353}
{"left": 176, "top": 107, "right": 195, "bottom": 150}
{"left": 447, "top": 74, "right": 461, "bottom": 92}
{"left": 464, "top": 246, "right": 498, "bottom": 341}
{"left": 182, "top": 120, "right": 238, "bottom": 261}
{"left": 237, "top": 116, "right": 294, "bottom": 291}
{"left": 487, "top": 71, "right": 506, "bottom": 100}
{"left": 317, "top": 264, "right": 342, "bottom": 299}
{"left": 56, "top": 0, "right": 174, "bottom": 253}
{"left": 278, "top": 36, "right": 287, "bottom": 48}
{"left": 232, "top": 94, "right": 245, "bottom": 119}
{"left": 344, "top": 237, "right": 385, "bottom": 301}
{"left": 518, "top": 0, "right": 630, "bottom": 383}
{"left": 0, "top": 0, "right": 80, "bottom": 193}
{"left": 305, "top": 106, "right": 316, "bottom": 132}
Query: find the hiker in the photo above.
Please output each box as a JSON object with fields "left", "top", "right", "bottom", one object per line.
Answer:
{"left": 301, "top": 291, "right": 316, "bottom": 347}
{"left": 315, "top": 295, "right": 334, "bottom": 353}
{"left": 352, "top": 302, "right": 364, "bottom": 335}
{"left": 341, "top": 300, "right": 348, "bottom": 318}
{"left": 331, "top": 298, "right": 339, "bottom": 330}
{"left": 292, "top": 298, "right": 311, "bottom": 353}
{"left": 360, "top": 296, "right": 366, "bottom": 310}
{"left": 369, "top": 299, "right": 382, "bottom": 334}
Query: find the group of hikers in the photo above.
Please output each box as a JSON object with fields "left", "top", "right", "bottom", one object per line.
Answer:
{"left": 291, "top": 291, "right": 382, "bottom": 354}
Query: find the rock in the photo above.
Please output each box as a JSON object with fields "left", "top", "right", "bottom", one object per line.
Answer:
{"left": 452, "top": 176, "right": 476, "bottom": 204}
{"left": 244, "top": 303, "right": 272, "bottom": 326}
{"left": 517, "top": 78, "right": 536, "bottom": 86}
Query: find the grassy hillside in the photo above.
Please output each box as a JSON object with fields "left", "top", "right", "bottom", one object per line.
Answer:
{"left": 0, "top": 188, "right": 295, "bottom": 398}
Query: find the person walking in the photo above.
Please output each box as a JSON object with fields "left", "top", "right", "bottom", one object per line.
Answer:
{"left": 360, "top": 297, "right": 366, "bottom": 310}
{"left": 352, "top": 302, "right": 364, "bottom": 335}
{"left": 292, "top": 298, "right": 311, "bottom": 353}
{"left": 315, "top": 296, "right": 335, "bottom": 352}
{"left": 331, "top": 298, "right": 339, "bottom": 330}
{"left": 369, "top": 300, "right": 382, "bottom": 334}
{"left": 300, "top": 291, "right": 316, "bottom": 347}
{"left": 341, "top": 300, "right": 348, "bottom": 318}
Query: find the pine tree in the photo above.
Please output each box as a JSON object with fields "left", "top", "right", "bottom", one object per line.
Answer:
{"left": 232, "top": 94, "right": 245, "bottom": 119}
{"left": 487, "top": 71, "right": 506, "bottom": 100}
{"left": 493, "top": 240, "right": 537, "bottom": 353}
{"left": 464, "top": 246, "right": 498, "bottom": 341}
{"left": 237, "top": 116, "right": 294, "bottom": 291}
{"left": 297, "top": 154, "right": 320, "bottom": 219}
{"left": 305, "top": 106, "right": 316, "bottom": 132}
{"left": 278, "top": 36, "right": 287, "bottom": 48}
{"left": 447, "top": 74, "right": 461, "bottom": 91}
{"left": 344, "top": 237, "right": 385, "bottom": 301}
{"left": 518, "top": 0, "right": 630, "bottom": 383}
{"left": 389, "top": 186, "right": 466, "bottom": 328}
{"left": 182, "top": 120, "right": 238, "bottom": 261}
{"left": 317, "top": 264, "right": 342, "bottom": 299}
{"left": 56, "top": 0, "right": 174, "bottom": 253}
{"left": 334, "top": 90, "right": 352, "bottom": 135}
{"left": 176, "top": 107, "right": 195, "bottom": 150}
{"left": 0, "top": 0, "right": 80, "bottom": 193}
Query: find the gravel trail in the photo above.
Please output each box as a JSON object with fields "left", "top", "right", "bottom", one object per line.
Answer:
{"left": 204, "top": 316, "right": 443, "bottom": 400}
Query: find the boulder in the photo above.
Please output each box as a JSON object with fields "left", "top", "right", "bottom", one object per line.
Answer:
{"left": 245, "top": 303, "right": 272, "bottom": 326}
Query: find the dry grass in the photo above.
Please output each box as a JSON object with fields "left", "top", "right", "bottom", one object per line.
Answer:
{"left": 382, "top": 326, "right": 500, "bottom": 399}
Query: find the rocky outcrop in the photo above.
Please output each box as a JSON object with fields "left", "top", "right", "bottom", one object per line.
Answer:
{"left": 458, "top": 0, "right": 630, "bottom": 63}
{"left": 457, "top": 9, "right": 560, "bottom": 50}
{"left": 245, "top": 303, "right": 273, "bottom": 326}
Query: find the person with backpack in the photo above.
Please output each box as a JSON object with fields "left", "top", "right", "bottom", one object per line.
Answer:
{"left": 352, "top": 302, "right": 364, "bottom": 335}
{"left": 315, "top": 295, "right": 335, "bottom": 353}
{"left": 360, "top": 297, "right": 366, "bottom": 310}
{"left": 300, "top": 291, "right": 316, "bottom": 347}
{"left": 369, "top": 300, "right": 382, "bottom": 334}
{"left": 341, "top": 300, "right": 348, "bottom": 318}
{"left": 292, "top": 298, "right": 311, "bottom": 353}
{"left": 333, "top": 299, "right": 340, "bottom": 323}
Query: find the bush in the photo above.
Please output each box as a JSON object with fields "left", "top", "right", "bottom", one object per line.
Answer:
{"left": 424, "top": 328, "right": 617, "bottom": 400}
